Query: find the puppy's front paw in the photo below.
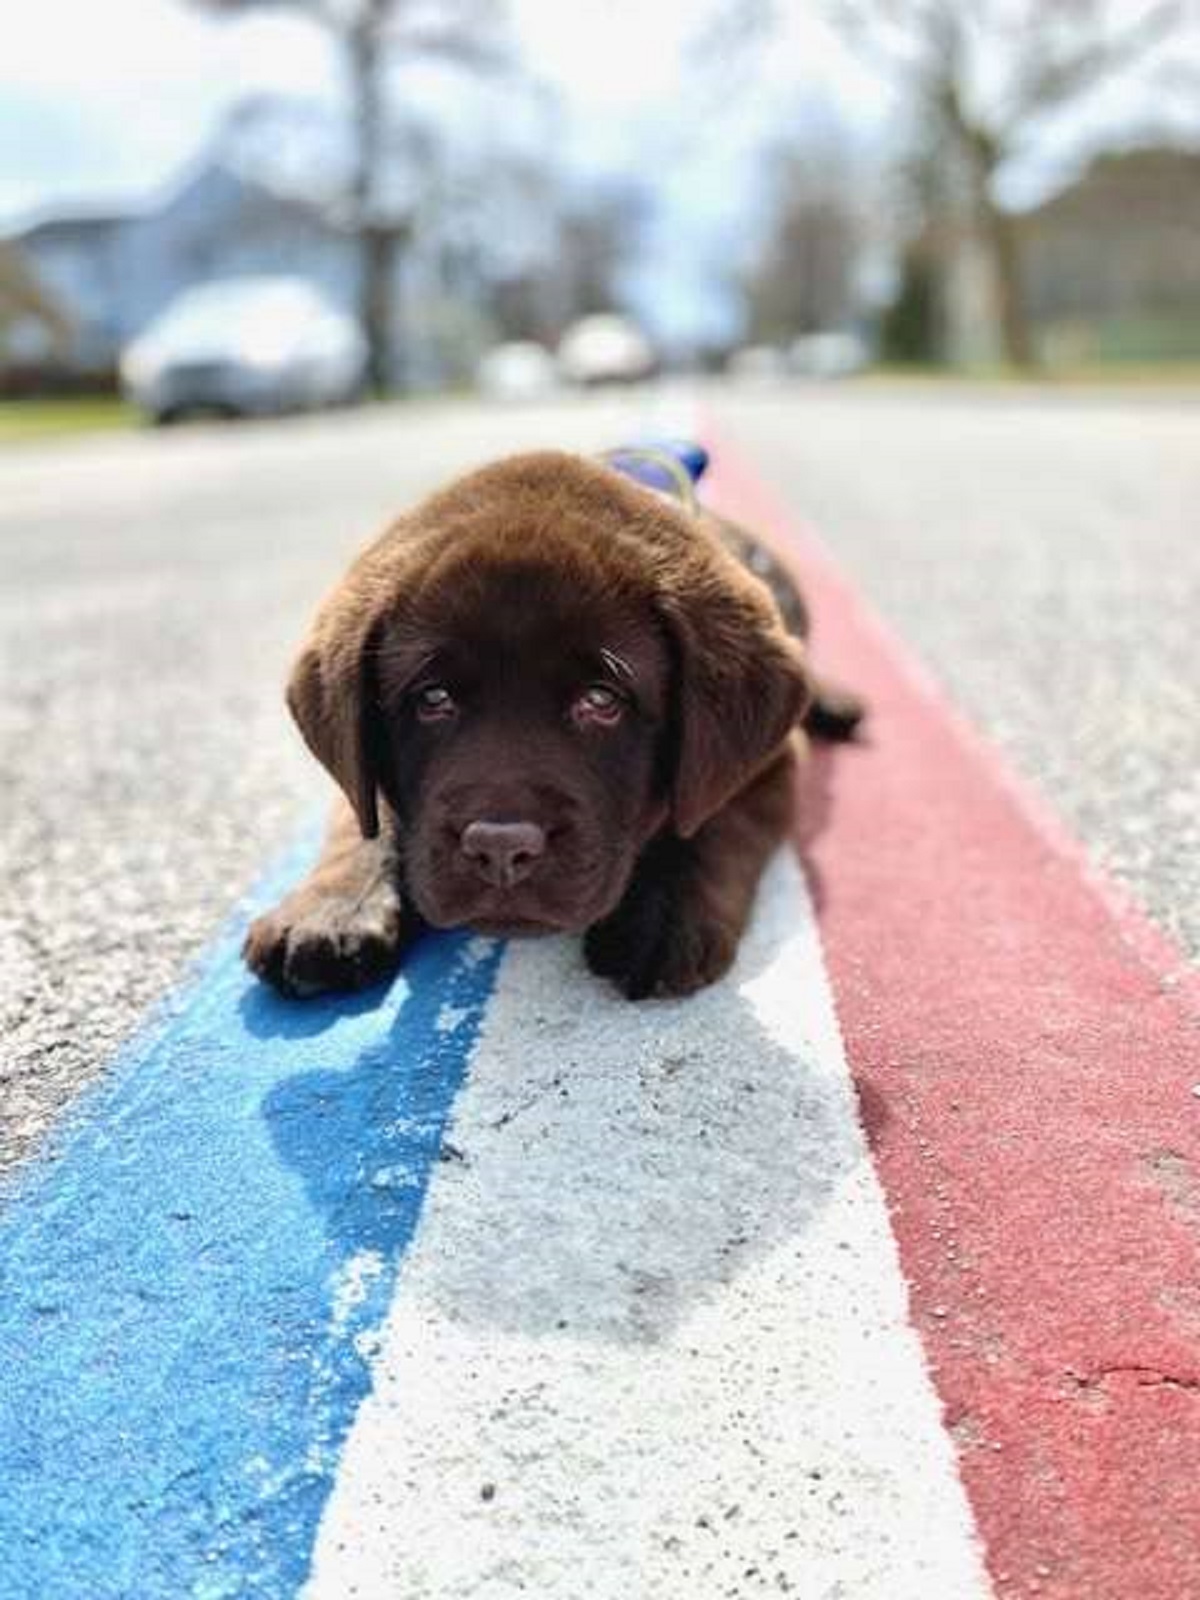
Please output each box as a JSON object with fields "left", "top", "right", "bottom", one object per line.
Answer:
{"left": 584, "top": 891, "right": 737, "bottom": 1000}
{"left": 243, "top": 880, "right": 411, "bottom": 997}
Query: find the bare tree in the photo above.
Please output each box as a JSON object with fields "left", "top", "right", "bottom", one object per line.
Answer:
{"left": 0, "top": 242, "right": 73, "bottom": 352}
{"left": 196, "top": 0, "right": 507, "bottom": 392}
{"left": 829, "top": 0, "right": 1188, "bottom": 367}
{"left": 482, "top": 178, "right": 652, "bottom": 345}
{"left": 741, "top": 143, "right": 863, "bottom": 339}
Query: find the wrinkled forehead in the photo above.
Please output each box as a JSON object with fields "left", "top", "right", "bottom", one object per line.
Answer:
{"left": 385, "top": 539, "right": 669, "bottom": 701}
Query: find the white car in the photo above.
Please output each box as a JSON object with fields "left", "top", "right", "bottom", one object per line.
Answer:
{"left": 726, "top": 345, "right": 790, "bottom": 383}
{"left": 556, "top": 314, "right": 655, "bottom": 386}
{"left": 476, "top": 341, "right": 559, "bottom": 402}
{"left": 120, "top": 276, "right": 367, "bottom": 423}
{"left": 788, "top": 331, "right": 870, "bottom": 380}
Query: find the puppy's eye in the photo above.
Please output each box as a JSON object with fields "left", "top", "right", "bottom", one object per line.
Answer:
{"left": 573, "top": 684, "right": 625, "bottom": 727}
{"left": 414, "top": 684, "right": 457, "bottom": 722}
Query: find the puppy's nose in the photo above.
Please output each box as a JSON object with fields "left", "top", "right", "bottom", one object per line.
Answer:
{"left": 460, "top": 820, "right": 547, "bottom": 888}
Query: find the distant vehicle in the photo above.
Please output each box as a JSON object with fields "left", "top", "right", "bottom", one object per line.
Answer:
{"left": 788, "top": 331, "right": 871, "bottom": 380}
{"left": 476, "top": 341, "right": 559, "bottom": 402}
{"left": 557, "top": 314, "right": 655, "bottom": 386}
{"left": 725, "top": 345, "right": 789, "bottom": 383}
{"left": 119, "top": 276, "right": 367, "bottom": 423}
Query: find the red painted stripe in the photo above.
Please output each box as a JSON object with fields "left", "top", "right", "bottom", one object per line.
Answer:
{"left": 704, "top": 428, "right": 1200, "bottom": 1600}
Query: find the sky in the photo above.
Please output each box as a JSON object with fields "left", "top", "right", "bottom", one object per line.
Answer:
{"left": 0, "top": 0, "right": 891, "bottom": 341}
{"left": 3, "top": 0, "right": 1198, "bottom": 344}
{"left": 0, "top": 0, "right": 879, "bottom": 222}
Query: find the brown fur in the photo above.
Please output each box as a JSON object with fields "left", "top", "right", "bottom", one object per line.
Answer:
{"left": 243, "top": 450, "right": 862, "bottom": 1000}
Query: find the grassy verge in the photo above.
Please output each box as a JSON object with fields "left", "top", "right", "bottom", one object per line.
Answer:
{"left": 861, "top": 361, "right": 1200, "bottom": 387}
{"left": 0, "top": 397, "right": 137, "bottom": 444}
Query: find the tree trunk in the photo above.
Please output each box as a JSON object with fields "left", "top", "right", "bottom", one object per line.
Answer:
{"left": 955, "top": 111, "right": 1037, "bottom": 371}
{"left": 350, "top": 1, "right": 397, "bottom": 396}
{"left": 361, "top": 225, "right": 399, "bottom": 396}
{"left": 981, "top": 198, "right": 1036, "bottom": 370}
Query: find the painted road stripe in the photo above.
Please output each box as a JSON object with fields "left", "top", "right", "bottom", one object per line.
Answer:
{"left": 0, "top": 838, "right": 502, "bottom": 1600}
{"left": 705, "top": 431, "right": 1200, "bottom": 1600}
{"left": 306, "top": 852, "right": 990, "bottom": 1599}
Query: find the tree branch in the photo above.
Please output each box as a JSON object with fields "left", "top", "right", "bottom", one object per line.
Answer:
{"left": 384, "top": 22, "right": 509, "bottom": 71}
{"left": 192, "top": 0, "right": 339, "bottom": 26}
{"left": 1007, "top": 0, "right": 1184, "bottom": 120}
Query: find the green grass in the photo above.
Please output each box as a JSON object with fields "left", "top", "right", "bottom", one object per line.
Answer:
{"left": 861, "top": 360, "right": 1200, "bottom": 387}
{"left": 0, "top": 397, "right": 137, "bottom": 443}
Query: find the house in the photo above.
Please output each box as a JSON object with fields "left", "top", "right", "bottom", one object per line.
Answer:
{"left": 886, "top": 143, "right": 1200, "bottom": 368}
{"left": 1021, "top": 146, "right": 1200, "bottom": 362}
{"left": 5, "top": 161, "right": 359, "bottom": 378}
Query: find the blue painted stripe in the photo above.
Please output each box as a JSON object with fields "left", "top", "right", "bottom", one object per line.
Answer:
{"left": 0, "top": 837, "right": 503, "bottom": 1600}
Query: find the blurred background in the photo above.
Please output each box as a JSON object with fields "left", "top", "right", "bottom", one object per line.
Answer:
{"left": 2, "top": 0, "right": 1199, "bottom": 429}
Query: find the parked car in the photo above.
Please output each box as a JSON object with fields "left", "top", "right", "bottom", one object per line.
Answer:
{"left": 788, "top": 330, "right": 871, "bottom": 380}
{"left": 476, "top": 341, "right": 559, "bottom": 402}
{"left": 119, "top": 276, "right": 367, "bottom": 422}
{"left": 725, "top": 344, "right": 790, "bottom": 383}
{"left": 556, "top": 314, "right": 655, "bottom": 386}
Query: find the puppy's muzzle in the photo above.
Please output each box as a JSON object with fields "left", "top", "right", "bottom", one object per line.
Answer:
{"left": 460, "top": 819, "right": 547, "bottom": 889}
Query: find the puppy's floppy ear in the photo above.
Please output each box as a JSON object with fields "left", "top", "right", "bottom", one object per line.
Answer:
{"left": 286, "top": 578, "right": 387, "bottom": 839}
{"left": 660, "top": 557, "right": 811, "bottom": 839}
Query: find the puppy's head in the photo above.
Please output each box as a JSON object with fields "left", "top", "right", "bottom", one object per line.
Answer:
{"left": 287, "top": 452, "right": 808, "bottom": 935}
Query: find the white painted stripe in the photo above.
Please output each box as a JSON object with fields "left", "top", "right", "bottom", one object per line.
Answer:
{"left": 306, "top": 853, "right": 991, "bottom": 1599}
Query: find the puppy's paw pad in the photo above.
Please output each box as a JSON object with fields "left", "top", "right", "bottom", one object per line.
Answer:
{"left": 243, "top": 886, "right": 408, "bottom": 997}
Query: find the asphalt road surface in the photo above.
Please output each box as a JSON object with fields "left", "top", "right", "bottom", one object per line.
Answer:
{"left": 713, "top": 381, "right": 1200, "bottom": 967}
{"left": 2, "top": 380, "right": 1197, "bottom": 1180}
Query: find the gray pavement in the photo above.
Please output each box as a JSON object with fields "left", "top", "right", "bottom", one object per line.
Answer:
{"left": 712, "top": 380, "right": 1200, "bottom": 968}
{"left": 3, "top": 383, "right": 1198, "bottom": 1181}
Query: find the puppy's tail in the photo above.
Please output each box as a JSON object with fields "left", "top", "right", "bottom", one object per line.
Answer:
{"left": 804, "top": 677, "right": 866, "bottom": 742}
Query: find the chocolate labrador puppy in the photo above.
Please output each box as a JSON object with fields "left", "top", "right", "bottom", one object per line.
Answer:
{"left": 244, "top": 450, "right": 861, "bottom": 1000}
